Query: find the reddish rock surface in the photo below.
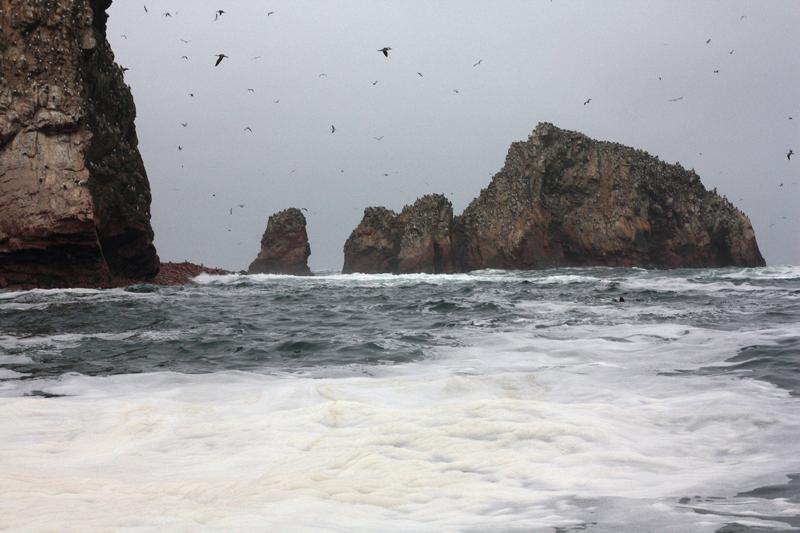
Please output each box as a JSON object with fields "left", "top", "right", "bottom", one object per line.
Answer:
{"left": 151, "top": 262, "right": 230, "bottom": 286}
{"left": 0, "top": 0, "right": 159, "bottom": 290}
{"left": 248, "top": 208, "right": 312, "bottom": 275}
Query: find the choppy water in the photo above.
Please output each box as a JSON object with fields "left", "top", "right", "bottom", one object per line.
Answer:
{"left": 1, "top": 267, "right": 799, "bottom": 532}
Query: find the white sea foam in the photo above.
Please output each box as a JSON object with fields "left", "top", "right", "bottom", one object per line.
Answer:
{"left": 1, "top": 319, "right": 798, "bottom": 531}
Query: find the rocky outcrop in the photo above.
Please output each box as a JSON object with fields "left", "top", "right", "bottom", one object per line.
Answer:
{"left": 343, "top": 194, "right": 457, "bottom": 274}
{"left": 458, "top": 122, "right": 764, "bottom": 269}
{"left": 248, "top": 208, "right": 312, "bottom": 275}
{"left": 343, "top": 123, "right": 765, "bottom": 273}
{"left": 0, "top": 0, "right": 159, "bottom": 289}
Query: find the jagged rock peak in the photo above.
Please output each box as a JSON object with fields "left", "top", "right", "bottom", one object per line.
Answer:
{"left": 248, "top": 208, "right": 312, "bottom": 276}
{"left": 343, "top": 194, "right": 457, "bottom": 274}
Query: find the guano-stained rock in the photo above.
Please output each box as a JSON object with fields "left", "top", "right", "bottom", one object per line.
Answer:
{"left": 343, "top": 194, "right": 456, "bottom": 274}
{"left": 248, "top": 208, "right": 312, "bottom": 276}
{"left": 458, "top": 122, "right": 764, "bottom": 269}
{"left": 342, "top": 123, "right": 765, "bottom": 273}
{"left": 0, "top": 0, "right": 159, "bottom": 289}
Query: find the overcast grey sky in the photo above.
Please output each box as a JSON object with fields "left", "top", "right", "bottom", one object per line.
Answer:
{"left": 107, "top": 1, "right": 798, "bottom": 271}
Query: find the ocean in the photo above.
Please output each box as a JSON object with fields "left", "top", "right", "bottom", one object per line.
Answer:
{"left": 1, "top": 267, "right": 799, "bottom": 532}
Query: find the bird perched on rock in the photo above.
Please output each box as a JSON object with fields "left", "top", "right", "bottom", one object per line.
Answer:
{"left": 378, "top": 47, "right": 391, "bottom": 58}
{"left": 214, "top": 54, "right": 228, "bottom": 66}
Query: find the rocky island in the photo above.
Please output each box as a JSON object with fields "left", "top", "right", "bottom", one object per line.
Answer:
{"left": 344, "top": 122, "right": 765, "bottom": 273}
{"left": 248, "top": 208, "right": 312, "bottom": 275}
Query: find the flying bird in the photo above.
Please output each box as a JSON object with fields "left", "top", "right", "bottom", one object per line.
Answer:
{"left": 181, "top": 55, "right": 189, "bottom": 60}
{"left": 121, "top": 34, "right": 127, "bottom": 39}
{"left": 668, "top": 96, "right": 684, "bottom": 102}
{"left": 180, "top": 39, "right": 191, "bottom": 43}
{"left": 417, "top": 72, "right": 423, "bottom": 77}
{"left": 583, "top": 98, "right": 591, "bottom": 105}
{"left": 189, "top": 92, "right": 195, "bottom": 97}
{"left": 247, "top": 88, "right": 255, "bottom": 92}
{"left": 740, "top": 15, "right": 747, "bottom": 20}
{"left": 373, "top": 136, "right": 384, "bottom": 141}
{"left": 181, "top": 122, "right": 188, "bottom": 127}
{"left": 378, "top": 47, "right": 391, "bottom": 58}
{"left": 121, "top": 66, "right": 129, "bottom": 73}
{"left": 214, "top": 10, "right": 225, "bottom": 21}
{"left": 473, "top": 59, "right": 483, "bottom": 67}
{"left": 274, "top": 99, "right": 280, "bottom": 103}
{"left": 453, "top": 89, "right": 460, "bottom": 94}
{"left": 706, "top": 38, "right": 711, "bottom": 44}
{"left": 163, "top": 12, "right": 172, "bottom": 17}
{"left": 143, "top": 5, "right": 148, "bottom": 13}
{"left": 318, "top": 73, "right": 327, "bottom": 78}
{"left": 372, "top": 80, "right": 379, "bottom": 85}
{"left": 729, "top": 49, "right": 734, "bottom": 54}
{"left": 788, "top": 149, "right": 794, "bottom": 160}
{"left": 268, "top": 11, "right": 275, "bottom": 16}
{"left": 713, "top": 69, "right": 719, "bottom": 73}
{"left": 214, "top": 54, "right": 228, "bottom": 66}
{"left": 178, "top": 145, "right": 182, "bottom": 151}
{"left": 331, "top": 125, "right": 336, "bottom": 133}
{"left": 244, "top": 127, "right": 253, "bottom": 132}
{"left": 251, "top": 56, "right": 262, "bottom": 61}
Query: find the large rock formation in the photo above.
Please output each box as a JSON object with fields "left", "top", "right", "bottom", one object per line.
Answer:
{"left": 0, "top": 0, "right": 159, "bottom": 289}
{"left": 248, "top": 208, "right": 312, "bottom": 275}
{"left": 343, "top": 123, "right": 765, "bottom": 273}
{"left": 458, "top": 122, "right": 764, "bottom": 269}
{"left": 343, "top": 194, "right": 457, "bottom": 274}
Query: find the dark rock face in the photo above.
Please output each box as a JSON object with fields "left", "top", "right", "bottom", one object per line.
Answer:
{"left": 343, "top": 123, "right": 765, "bottom": 274}
{"left": 458, "top": 122, "right": 764, "bottom": 269}
{"left": 343, "top": 194, "right": 457, "bottom": 274}
{"left": 248, "top": 208, "right": 312, "bottom": 275}
{"left": 0, "top": 0, "right": 159, "bottom": 289}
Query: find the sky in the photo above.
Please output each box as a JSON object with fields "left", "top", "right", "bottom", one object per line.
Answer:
{"left": 107, "top": 1, "right": 799, "bottom": 271}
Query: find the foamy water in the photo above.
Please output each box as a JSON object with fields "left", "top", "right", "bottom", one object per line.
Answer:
{"left": 1, "top": 267, "right": 799, "bottom": 531}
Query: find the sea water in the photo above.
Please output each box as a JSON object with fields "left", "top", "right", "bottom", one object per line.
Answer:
{"left": 1, "top": 267, "right": 799, "bottom": 531}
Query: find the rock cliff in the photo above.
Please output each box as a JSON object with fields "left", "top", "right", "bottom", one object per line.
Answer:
{"left": 343, "top": 194, "right": 456, "bottom": 274}
{"left": 248, "top": 208, "right": 312, "bottom": 275}
{"left": 0, "top": 0, "right": 159, "bottom": 289}
{"left": 343, "top": 123, "right": 765, "bottom": 273}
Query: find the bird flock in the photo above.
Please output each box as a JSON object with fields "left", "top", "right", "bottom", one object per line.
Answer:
{"left": 124, "top": 5, "right": 794, "bottom": 237}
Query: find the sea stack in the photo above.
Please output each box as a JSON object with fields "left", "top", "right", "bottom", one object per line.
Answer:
{"left": 0, "top": 0, "right": 160, "bottom": 289}
{"left": 457, "top": 122, "right": 764, "bottom": 269}
{"left": 343, "top": 194, "right": 457, "bottom": 274}
{"left": 248, "top": 208, "right": 312, "bottom": 275}
{"left": 342, "top": 123, "right": 765, "bottom": 273}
